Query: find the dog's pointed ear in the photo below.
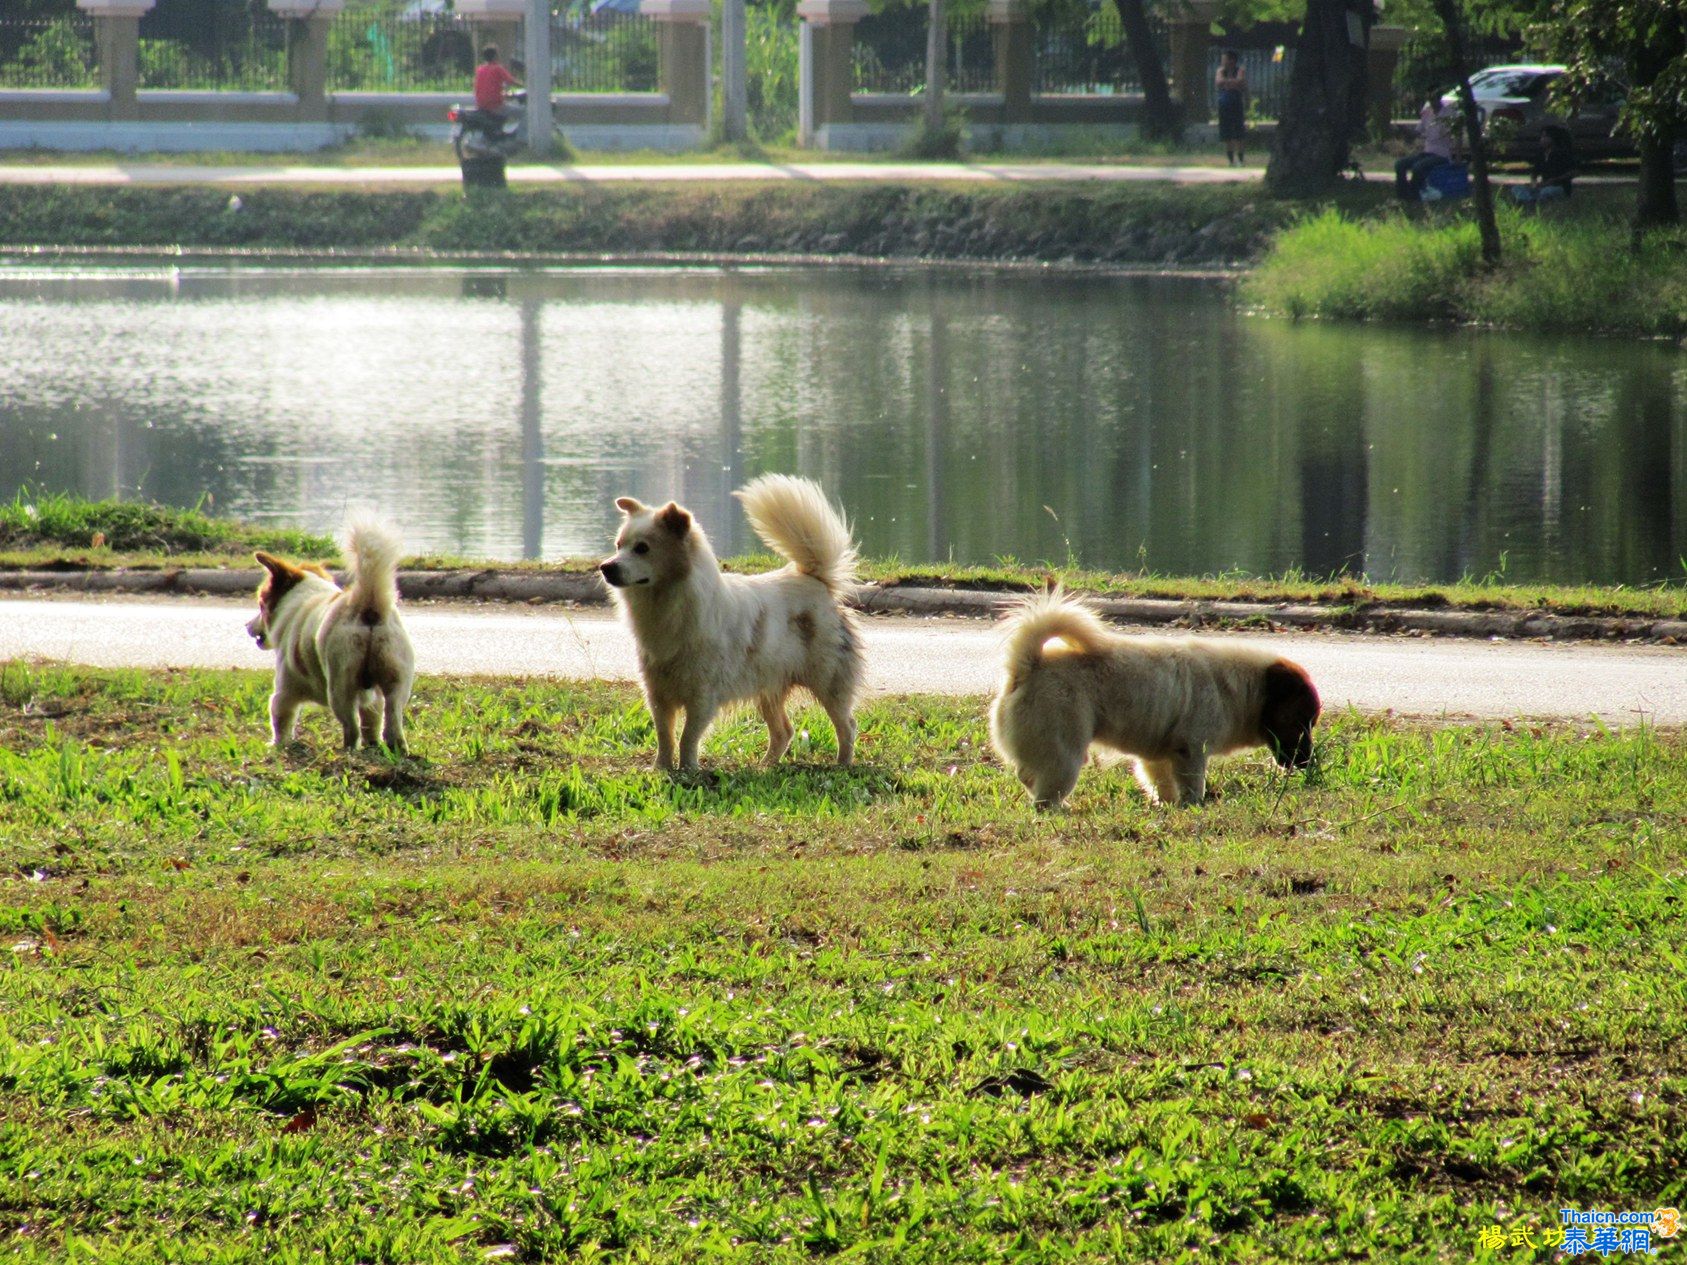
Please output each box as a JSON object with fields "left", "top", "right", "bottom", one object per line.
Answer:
{"left": 255, "top": 551, "right": 287, "bottom": 574}
{"left": 615, "top": 497, "right": 645, "bottom": 516}
{"left": 657, "top": 502, "right": 692, "bottom": 536}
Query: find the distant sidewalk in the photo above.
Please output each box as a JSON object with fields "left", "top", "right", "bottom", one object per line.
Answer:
{"left": 0, "top": 161, "right": 1266, "bottom": 188}
{"left": 0, "top": 159, "right": 1616, "bottom": 189}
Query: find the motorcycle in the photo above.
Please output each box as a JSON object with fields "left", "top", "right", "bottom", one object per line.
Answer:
{"left": 447, "top": 89, "right": 527, "bottom": 188}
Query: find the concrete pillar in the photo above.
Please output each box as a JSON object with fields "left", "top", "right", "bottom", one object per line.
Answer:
{"left": 1367, "top": 25, "right": 1410, "bottom": 137}
{"left": 1165, "top": 0, "right": 1218, "bottom": 125}
{"left": 987, "top": 0, "right": 1030, "bottom": 116}
{"left": 268, "top": 0, "right": 344, "bottom": 120}
{"left": 77, "top": 0, "right": 153, "bottom": 119}
{"left": 457, "top": 0, "right": 526, "bottom": 76}
{"left": 796, "top": 0, "right": 866, "bottom": 145}
{"left": 642, "top": 0, "right": 712, "bottom": 129}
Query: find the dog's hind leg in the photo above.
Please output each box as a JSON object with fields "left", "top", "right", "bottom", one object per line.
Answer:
{"left": 1133, "top": 758, "right": 1179, "bottom": 805}
{"left": 758, "top": 692, "right": 795, "bottom": 766}
{"left": 359, "top": 691, "right": 384, "bottom": 747}
{"left": 815, "top": 689, "right": 857, "bottom": 767}
{"left": 381, "top": 680, "right": 410, "bottom": 755}
{"left": 328, "top": 674, "right": 363, "bottom": 751}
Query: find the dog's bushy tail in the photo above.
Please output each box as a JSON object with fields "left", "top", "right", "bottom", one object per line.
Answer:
{"left": 342, "top": 516, "right": 404, "bottom": 621}
{"left": 734, "top": 474, "right": 858, "bottom": 594}
{"left": 1001, "top": 588, "right": 1113, "bottom": 683}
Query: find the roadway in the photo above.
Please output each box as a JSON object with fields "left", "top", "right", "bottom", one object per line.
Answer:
{"left": 1, "top": 596, "right": 1681, "bottom": 726}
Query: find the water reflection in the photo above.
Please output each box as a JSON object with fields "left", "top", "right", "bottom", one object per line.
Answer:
{"left": 0, "top": 264, "right": 1680, "bottom": 586}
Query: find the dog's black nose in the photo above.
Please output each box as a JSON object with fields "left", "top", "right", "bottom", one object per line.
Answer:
{"left": 599, "top": 560, "right": 623, "bottom": 587}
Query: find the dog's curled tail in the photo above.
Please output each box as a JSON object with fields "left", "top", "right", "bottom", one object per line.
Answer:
{"left": 342, "top": 515, "right": 404, "bottom": 622}
{"left": 734, "top": 474, "right": 858, "bottom": 594}
{"left": 1001, "top": 589, "right": 1113, "bottom": 682}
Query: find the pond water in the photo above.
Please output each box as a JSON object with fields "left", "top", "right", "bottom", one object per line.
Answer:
{"left": 1, "top": 262, "right": 1683, "bottom": 586}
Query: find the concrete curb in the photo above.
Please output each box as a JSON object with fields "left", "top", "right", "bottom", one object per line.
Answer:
{"left": 2, "top": 567, "right": 1683, "bottom": 645}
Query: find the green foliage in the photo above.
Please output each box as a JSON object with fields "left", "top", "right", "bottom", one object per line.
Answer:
{"left": 899, "top": 102, "right": 968, "bottom": 159}
{"left": 0, "top": 667, "right": 1684, "bottom": 1260}
{"left": 1248, "top": 204, "right": 1687, "bottom": 334}
{"left": 0, "top": 17, "right": 94, "bottom": 89}
{"left": 1547, "top": 0, "right": 1686, "bottom": 144}
{"left": 745, "top": 2, "right": 800, "bottom": 141}
{"left": 0, "top": 489, "right": 334, "bottom": 559}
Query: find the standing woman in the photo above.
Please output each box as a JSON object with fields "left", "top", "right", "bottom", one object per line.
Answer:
{"left": 1215, "top": 49, "right": 1247, "bottom": 166}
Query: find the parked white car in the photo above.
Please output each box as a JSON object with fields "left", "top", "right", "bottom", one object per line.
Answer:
{"left": 1439, "top": 64, "right": 1626, "bottom": 159}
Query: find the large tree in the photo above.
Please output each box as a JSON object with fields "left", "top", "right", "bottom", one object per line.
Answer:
{"left": 1117, "top": 0, "right": 1179, "bottom": 140}
{"left": 1551, "top": 0, "right": 1685, "bottom": 228}
{"left": 1264, "top": 0, "right": 1373, "bottom": 196}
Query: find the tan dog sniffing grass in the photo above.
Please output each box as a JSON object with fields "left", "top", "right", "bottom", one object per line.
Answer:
{"left": 990, "top": 588, "right": 1320, "bottom": 809}
{"left": 247, "top": 518, "right": 414, "bottom": 753}
{"left": 599, "top": 474, "right": 862, "bottom": 773}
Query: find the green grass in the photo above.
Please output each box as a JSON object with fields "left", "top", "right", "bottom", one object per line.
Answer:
{"left": 2, "top": 663, "right": 1684, "bottom": 1261}
{"left": 4, "top": 495, "right": 1684, "bottom": 621}
{"left": 0, "top": 489, "right": 332, "bottom": 564}
{"left": 1248, "top": 204, "right": 1687, "bottom": 337}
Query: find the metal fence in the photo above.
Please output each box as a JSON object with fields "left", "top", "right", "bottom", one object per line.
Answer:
{"left": 328, "top": 12, "right": 476, "bottom": 92}
{"left": 1032, "top": 8, "right": 1166, "bottom": 96}
{"left": 853, "top": 9, "right": 996, "bottom": 96}
{"left": 325, "top": 10, "right": 657, "bottom": 94}
{"left": 0, "top": 15, "right": 97, "bottom": 89}
{"left": 136, "top": 8, "right": 288, "bottom": 90}
{"left": 551, "top": 11, "right": 659, "bottom": 93}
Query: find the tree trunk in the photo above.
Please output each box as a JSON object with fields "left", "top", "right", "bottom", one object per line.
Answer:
{"left": 1428, "top": 0, "right": 1500, "bottom": 266}
{"left": 722, "top": 0, "right": 748, "bottom": 143}
{"left": 1265, "top": 0, "right": 1371, "bottom": 197}
{"left": 1631, "top": 15, "right": 1683, "bottom": 231}
{"left": 1115, "top": 0, "right": 1178, "bottom": 141}
{"left": 1635, "top": 127, "right": 1680, "bottom": 231}
{"left": 923, "top": 0, "right": 946, "bottom": 134}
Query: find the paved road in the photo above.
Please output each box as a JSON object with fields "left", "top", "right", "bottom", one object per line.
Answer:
{"left": 2, "top": 596, "right": 1681, "bottom": 726}
{"left": 1, "top": 161, "right": 1264, "bottom": 188}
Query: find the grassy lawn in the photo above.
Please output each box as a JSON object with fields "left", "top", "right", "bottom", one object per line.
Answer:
{"left": 2, "top": 663, "right": 1683, "bottom": 1261}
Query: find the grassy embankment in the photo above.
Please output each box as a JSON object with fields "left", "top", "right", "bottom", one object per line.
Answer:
{"left": 1, "top": 661, "right": 1683, "bottom": 1261}
{"left": 1249, "top": 203, "right": 1687, "bottom": 338}
{"left": 0, "top": 181, "right": 1302, "bottom": 266}
{"left": 5, "top": 492, "right": 1685, "bottom": 620}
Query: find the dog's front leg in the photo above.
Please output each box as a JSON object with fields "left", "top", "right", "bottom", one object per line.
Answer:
{"left": 649, "top": 696, "right": 679, "bottom": 771}
{"left": 269, "top": 690, "right": 301, "bottom": 748}
{"left": 677, "top": 698, "right": 718, "bottom": 772}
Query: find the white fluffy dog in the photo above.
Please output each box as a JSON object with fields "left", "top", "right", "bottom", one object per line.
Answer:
{"left": 990, "top": 590, "right": 1320, "bottom": 809}
{"left": 246, "top": 518, "right": 415, "bottom": 753}
{"left": 599, "top": 475, "right": 862, "bottom": 772}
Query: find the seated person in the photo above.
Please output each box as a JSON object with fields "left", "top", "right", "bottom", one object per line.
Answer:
{"left": 1511, "top": 127, "right": 1575, "bottom": 207}
{"left": 1395, "top": 100, "right": 1456, "bottom": 202}
{"left": 473, "top": 45, "right": 521, "bottom": 119}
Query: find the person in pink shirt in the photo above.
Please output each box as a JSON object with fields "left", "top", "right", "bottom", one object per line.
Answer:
{"left": 1395, "top": 99, "right": 1456, "bottom": 202}
{"left": 473, "top": 45, "right": 521, "bottom": 118}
